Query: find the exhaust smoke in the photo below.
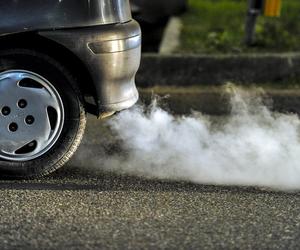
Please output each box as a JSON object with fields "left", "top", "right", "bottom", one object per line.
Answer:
{"left": 77, "top": 85, "right": 300, "bottom": 190}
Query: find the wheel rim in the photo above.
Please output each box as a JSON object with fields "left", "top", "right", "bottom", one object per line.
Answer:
{"left": 0, "top": 70, "right": 65, "bottom": 161}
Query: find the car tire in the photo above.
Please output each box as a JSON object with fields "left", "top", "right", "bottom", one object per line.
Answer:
{"left": 0, "top": 49, "right": 86, "bottom": 178}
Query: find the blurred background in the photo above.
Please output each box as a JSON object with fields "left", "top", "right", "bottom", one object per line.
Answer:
{"left": 131, "top": 0, "right": 300, "bottom": 53}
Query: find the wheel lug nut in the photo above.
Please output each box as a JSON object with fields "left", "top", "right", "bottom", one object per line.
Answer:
{"left": 18, "top": 99, "right": 27, "bottom": 109}
{"left": 1, "top": 106, "right": 11, "bottom": 116}
{"left": 9, "top": 122, "right": 18, "bottom": 132}
{"left": 25, "top": 115, "right": 35, "bottom": 125}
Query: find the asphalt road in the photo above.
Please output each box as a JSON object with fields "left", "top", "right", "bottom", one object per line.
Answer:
{"left": 1, "top": 166, "right": 300, "bottom": 250}
{"left": 1, "top": 114, "right": 300, "bottom": 250}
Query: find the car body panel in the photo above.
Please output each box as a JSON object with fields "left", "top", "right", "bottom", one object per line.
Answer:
{"left": 0, "top": 0, "right": 132, "bottom": 35}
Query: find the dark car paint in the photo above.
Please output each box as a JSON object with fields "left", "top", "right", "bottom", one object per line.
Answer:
{"left": 130, "top": 0, "right": 187, "bottom": 52}
{"left": 0, "top": 0, "right": 131, "bottom": 35}
{"left": 131, "top": 0, "right": 187, "bottom": 23}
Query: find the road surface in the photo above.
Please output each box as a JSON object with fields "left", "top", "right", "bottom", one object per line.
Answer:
{"left": 0, "top": 116, "right": 300, "bottom": 249}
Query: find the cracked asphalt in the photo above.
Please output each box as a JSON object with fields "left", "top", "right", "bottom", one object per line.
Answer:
{"left": 1, "top": 89, "right": 300, "bottom": 249}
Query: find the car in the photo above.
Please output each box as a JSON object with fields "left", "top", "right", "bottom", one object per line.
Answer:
{"left": 0, "top": 0, "right": 141, "bottom": 178}
{"left": 131, "top": 0, "right": 187, "bottom": 23}
{"left": 131, "top": 0, "right": 186, "bottom": 51}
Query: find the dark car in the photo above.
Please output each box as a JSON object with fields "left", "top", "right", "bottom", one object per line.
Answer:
{"left": 131, "top": 0, "right": 186, "bottom": 51}
{"left": 0, "top": 0, "right": 141, "bottom": 178}
{"left": 131, "top": 0, "right": 187, "bottom": 23}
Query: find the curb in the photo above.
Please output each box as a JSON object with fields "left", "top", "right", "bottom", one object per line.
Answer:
{"left": 138, "top": 87, "right": 300, "bottom": 115}
{"left": 136, "top": 53, "right": 300, "bottom": 87}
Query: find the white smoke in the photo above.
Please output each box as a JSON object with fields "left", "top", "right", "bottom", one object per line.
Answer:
{"left": 75, "top": 85, "right": 300, "bottom": 190}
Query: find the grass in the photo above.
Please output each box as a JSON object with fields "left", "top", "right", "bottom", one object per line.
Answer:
{"left": 178, "top": 0, "right": 300, "bottom": 54}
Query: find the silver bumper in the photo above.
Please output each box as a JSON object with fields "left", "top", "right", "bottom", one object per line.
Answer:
{"left": 39, "top": 20, "right": 141, "bottom": 115}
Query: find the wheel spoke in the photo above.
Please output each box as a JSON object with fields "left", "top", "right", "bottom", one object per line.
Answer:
{"left": 1, "top": 138, "right": 33, "bottom": 155}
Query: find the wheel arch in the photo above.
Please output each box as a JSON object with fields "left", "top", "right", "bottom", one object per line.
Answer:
{"left": 0, "top": 32, "right": 98, "bottom": 115}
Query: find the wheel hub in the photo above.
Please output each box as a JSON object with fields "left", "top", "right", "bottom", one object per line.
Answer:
{"left": 0, "top": 70, "right": 64, "bottom": 161}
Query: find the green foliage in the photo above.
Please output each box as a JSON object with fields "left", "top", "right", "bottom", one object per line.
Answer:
{"left": 179, "top": 0, "right": 300, "bottom": 53}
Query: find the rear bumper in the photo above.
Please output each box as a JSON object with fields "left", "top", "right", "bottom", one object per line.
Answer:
{"left": 39, "top": 20, "right": 141, "bottom": 116}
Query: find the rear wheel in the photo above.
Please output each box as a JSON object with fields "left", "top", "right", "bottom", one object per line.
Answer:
{"left": 0, "top": 49, "right": 86, "bottom": 178}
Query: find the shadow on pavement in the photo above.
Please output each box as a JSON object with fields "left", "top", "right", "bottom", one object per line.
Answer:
{"left": 0, "top": 164, "right": 298, "bottom": 196}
